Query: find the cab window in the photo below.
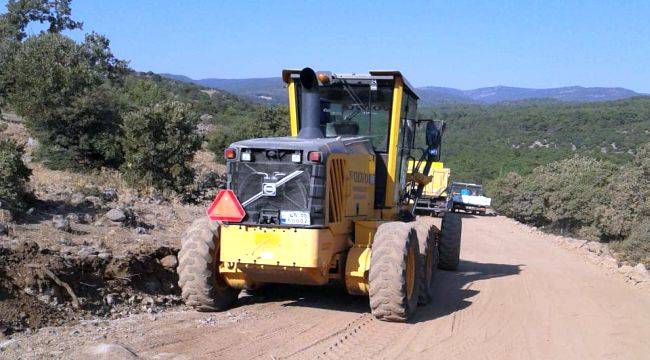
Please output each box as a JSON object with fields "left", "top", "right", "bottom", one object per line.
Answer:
{"left": 294, "top": 79, "right": 394, "bottom": 152}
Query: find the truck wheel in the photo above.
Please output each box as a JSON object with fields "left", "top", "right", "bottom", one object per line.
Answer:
{"left": 438, "top": 213, "right": 462, "bottom": 271}
{"left": 369, "top": 222, "right": 421, "bottom": 322}
{"left": 178, "top": 217, "right": 240, "bottom": 311}
{"left": 413, "top": 222, "right": 438, "bottom": 304}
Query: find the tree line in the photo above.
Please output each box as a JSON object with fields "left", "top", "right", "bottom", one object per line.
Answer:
{"left": 426, "top": 97, "right": 650, "bottom": 183}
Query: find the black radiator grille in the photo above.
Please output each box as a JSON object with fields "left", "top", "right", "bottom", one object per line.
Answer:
{"left": 227, "top": 161, "right": 325, "bottom": 227}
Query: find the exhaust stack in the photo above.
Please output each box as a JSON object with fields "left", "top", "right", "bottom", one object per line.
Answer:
{"left": 298, "top": 67, "right": 324, "bottom": 139}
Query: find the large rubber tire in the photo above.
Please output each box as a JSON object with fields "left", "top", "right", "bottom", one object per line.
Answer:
{"left": 369, "top": 222, "right": 421, "bottom": 322}
{"left": 438, "top": 213, "right": 462, "bottom": 271}
{"left": 177, "top": 217, "right": 240, "bottom": 311}
{"left": 412, "top": 222, "right": 439, "bottom": 304}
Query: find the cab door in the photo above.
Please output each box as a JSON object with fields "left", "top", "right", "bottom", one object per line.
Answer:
{"left": 394, "top": 94, "right": 418, "bottom": 204}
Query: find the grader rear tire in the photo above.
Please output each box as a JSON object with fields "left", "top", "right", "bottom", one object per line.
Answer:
{"left": 177, "top": 217, "right": 240, "bottom": 311}
{"left": 413, "top": 222, "right": 439, "bottom": 304}
{"left": 438, "top": 213, "right": 462, "bottom": 271}
{"left": 369, "top": 222, "right": 421, "bottom": 322}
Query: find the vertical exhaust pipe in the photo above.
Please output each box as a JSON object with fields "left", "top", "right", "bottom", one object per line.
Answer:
{"left": 298, "top": 67, "right": 324, "bottom": 139}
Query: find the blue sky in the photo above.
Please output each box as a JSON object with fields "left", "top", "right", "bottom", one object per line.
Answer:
{"left": 7, "top": 0, "right": 650, "bottom": 92}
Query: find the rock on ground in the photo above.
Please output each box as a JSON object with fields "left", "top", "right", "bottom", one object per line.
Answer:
{"left": 102, "top": 188, "right": 119, "bottom": 202}
{"left": 106, "top": 209, "right": 126, "bottom": 222}
{"left": 85, "top": 196, "right": 103, "bottom": 207}
{"left": 0, "top": 339, "right": 19, "bottom": 352}
{"left": 70, "top": 193, "right": 86, "bottom": 206}
{"left": 0, "top": 209, "right": 14, "bottom": 223}
{"left": 52, "top": 215, "right": 71, "bottom": 232}
{"left": 618, "top": 265, "right": 634, "bottom": 274}
{"left": 72, "top": 342, "right": 138, "bottom": 359}
{"left": 160, "top": 255, "right": 178, "bottom": 269}
{"left": 633, "top": 263, "right": 649, "bottom": 281}
{"left": 585, "top": 241, "right": 604, "bottom": 255}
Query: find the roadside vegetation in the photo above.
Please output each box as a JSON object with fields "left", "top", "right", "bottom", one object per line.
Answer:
{"left": 0, "top": 0, "right": 287, "bottom": 209}
{"left": 207, "top": 106, "right": 289, "bottom": 162}
{"left": 121, "top": 101, "right": 202, "bottom": 193}
{"left": 487, "top": 144, "right": 649, "bottom": 266}
{"left": 0, "top": 137, "right": 32, "bottom": 214}
{"left": 428, "top": 99, "right": 649, "bottom": 265}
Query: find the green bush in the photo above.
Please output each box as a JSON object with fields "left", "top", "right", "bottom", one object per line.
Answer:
{"left": 488, "top": 156, "right": 617, "bottom": 234}
{"left": 0, "top": 138, "right": 32, "bottom": 213}
{"left": 121, "top": 101, "right": 201, "bottom": 193}
{"left": 121, "top": 76, "right": 172, "bottom": 108}
{"left": 488, "top": 144, "right": 650, "bottom": 265}
{"left": 6, "top": 32, "right": 127, "bottom": 170}
{"left": 611, "top": 221, "right": 650, "bottom": 266}
{"left": 207, "top": 106, "right": 290, "bottom": 162}
{"left": 486, "top": 172, "right": 544, "bottom": 225}
{"left": 0, "top": 39, "right": 18, "bottom": 107}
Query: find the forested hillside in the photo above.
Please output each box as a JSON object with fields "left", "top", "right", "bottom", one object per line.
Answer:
{"left": 158, "top": 78, "right": 650, "bottom": 187}
{"left": 429, "top": 97, "right": 650, "bottom": 183}
{"left": 161, "top": 74, "right": 287, "bottom": 104}
{"left": 136, "top": 72, "right": 256, "bottom": 116}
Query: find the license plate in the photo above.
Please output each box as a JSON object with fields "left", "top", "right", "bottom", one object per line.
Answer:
{"left": 280, "top": 211, "right": 310, "bottom": 225}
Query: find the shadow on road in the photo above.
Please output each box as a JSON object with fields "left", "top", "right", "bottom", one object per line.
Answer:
{"left": 237, "top": 283, "right": 369, "bottom": 314}
{"left": 413, "top": 260, "right": 522, "bottom": 323}
{"left": 235, "top": 260, "right": 522, "bottom": 323}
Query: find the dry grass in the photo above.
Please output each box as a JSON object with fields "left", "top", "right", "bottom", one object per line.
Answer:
{"left": 1, "top": 115, "right": 210, "bottom": 255}
{"left": 192, "top": 148, "right": 226, "bottom": 174}
{"left": 29, "top": 162, "right": 132, "bottom": 195}
{"left": 1, "top": 115, "right": 30, "bottom": 144}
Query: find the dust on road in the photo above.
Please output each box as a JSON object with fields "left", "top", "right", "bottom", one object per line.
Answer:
{"left": 4, "top": 216, "right": 650, "bottom": 360}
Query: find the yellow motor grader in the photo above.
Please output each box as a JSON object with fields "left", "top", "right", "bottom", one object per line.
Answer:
{"left": 178, "top": 68, "right": 462, "bottom": 322}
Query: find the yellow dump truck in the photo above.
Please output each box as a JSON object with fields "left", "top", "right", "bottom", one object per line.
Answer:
{"left": 408, "top": 160, "right": 450, "bottom": 216}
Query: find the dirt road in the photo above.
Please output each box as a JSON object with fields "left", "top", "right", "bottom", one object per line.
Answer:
{"left": 5, "top": 216, "right": 650, "bottom": 359}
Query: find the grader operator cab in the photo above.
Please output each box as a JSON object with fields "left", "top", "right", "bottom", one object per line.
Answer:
{"left": 178, "top": 68, "right": 462, "bottom": 322}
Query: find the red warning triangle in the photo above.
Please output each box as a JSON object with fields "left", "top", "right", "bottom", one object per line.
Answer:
{"left": 206, "top": 189, "right": 246, "bottom": 222}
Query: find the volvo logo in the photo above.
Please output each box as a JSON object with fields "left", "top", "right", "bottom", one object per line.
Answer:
{"left": 262, "top": 183, "right": 277, "bottom": 196}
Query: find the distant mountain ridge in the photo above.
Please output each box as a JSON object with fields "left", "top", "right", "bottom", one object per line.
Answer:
{"left": 161, "top": 74, "right": 287, "bottom": 104}
{"left": 161, "top": 74, "right": 643, "bottom": 105}
{"left": 420, "top": 85, "right": 641, "bottom": 104}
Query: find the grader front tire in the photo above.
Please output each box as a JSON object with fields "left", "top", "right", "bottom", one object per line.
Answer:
{"left": 177, "top": 217, "right": 240, "bottom": 311}
{"left": 369, "top": 222, "right": 421, "bottom": 322}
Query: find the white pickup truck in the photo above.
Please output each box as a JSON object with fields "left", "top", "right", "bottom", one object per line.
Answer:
{"left": 449, "top": 182, "right": 491, "bottom": 215}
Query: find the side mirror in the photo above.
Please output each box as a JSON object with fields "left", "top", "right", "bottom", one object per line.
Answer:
{"left": 425, "top": 120, "right": 444, "bottom": 161}
{"left": 425, "top": 121, "right": 441, "bottom": 147}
